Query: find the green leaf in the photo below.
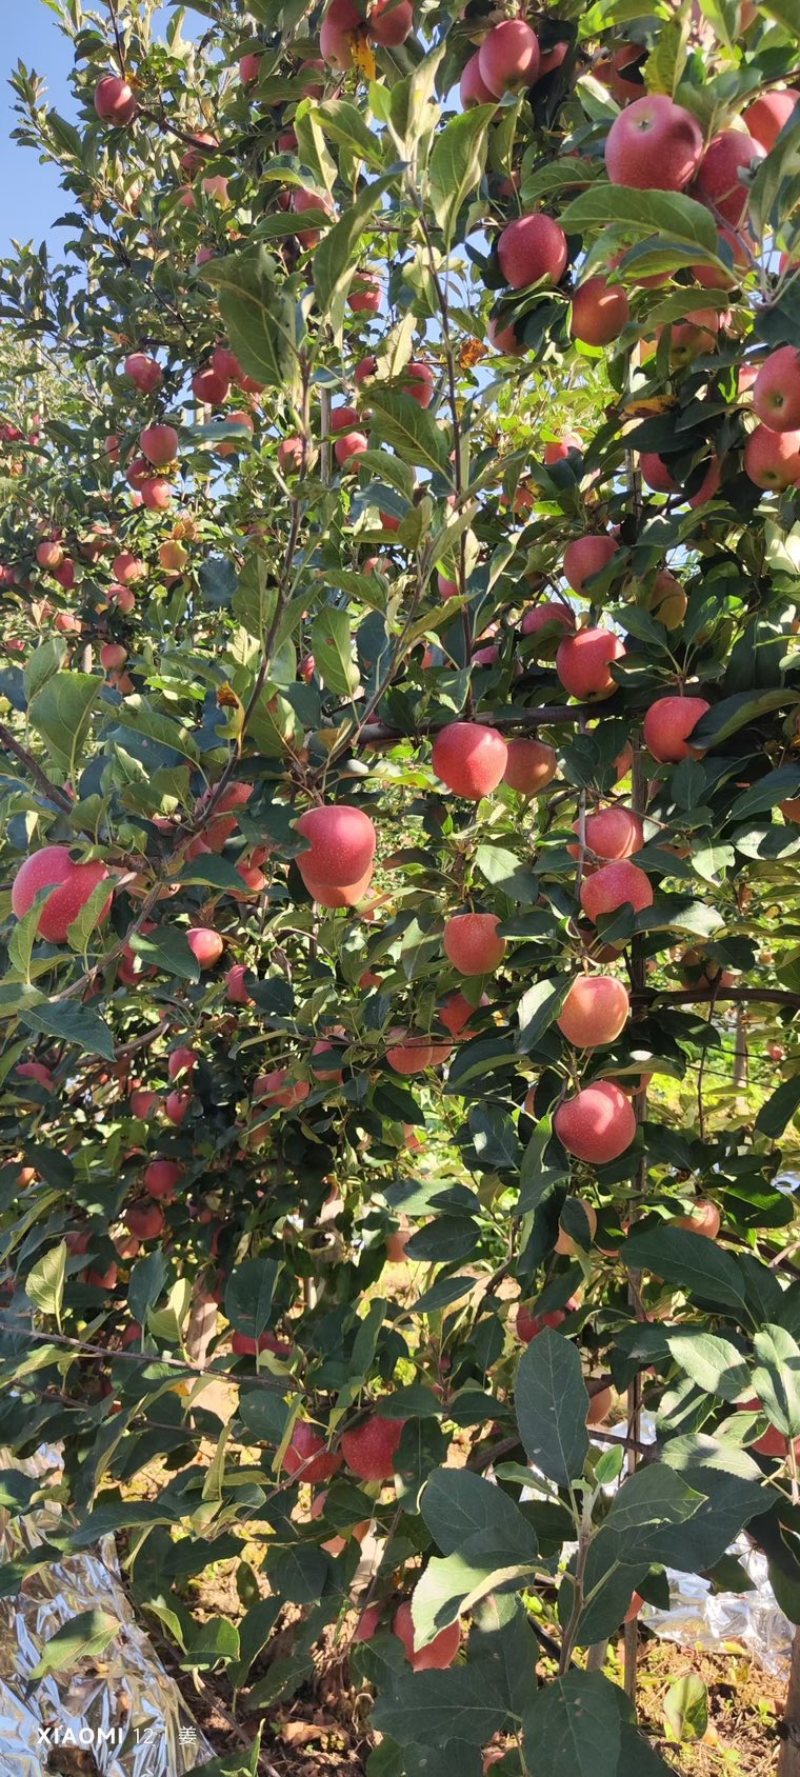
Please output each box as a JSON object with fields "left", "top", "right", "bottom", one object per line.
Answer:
{"left": 270, "top": 1543, "right": 332, "bottom": 1604}
{"left": 516, "top": 975, "right": 571, "bottom": 1052}
{"left": 475, "top": 844, "right": 538, "bottom": 902}
{"left": 24, "top": 635, "right": 66, "bottom": 702}
{"left": 692, "top": 688, "right": 800, "bottom": 748}
{"left": 66, "top": 875, "right": 114, "bottom": 952}
{"left": 185, "top": 1729, "right": 262, "bottom": 1777}
{"left": 410, "top": 1275, "right": 476, "bottom": 1314}
{"left": 310, "top": 607, "right": 361, "bottom": 697}
{"left": 618, "top": 1725, "right": 675, "bottom": 1775}
{"left": 643, "top": 13, "right": 688, "bottom": 96}
{"left": 602, "top": 1463, "right": 703, "bottom": 1559}
{"left": 523, "top": 1671, "right": 622, "bottom": 1777}
{"left": 369, "top": 388, "right": 450, "bottom": 476}
{"left": 664, "top": 1674, "right": 708, "bottom": 1743}
{"left": 695, "top": 0, "right": 742, "bottom": 51}
{"left": 667, "top": 1331, "right": 750, "bottom": 1403}
{"left": 22, "top": 999, "right": 115, "bottom": 1061}
{"left": 421, "top": 1466, "right": 537, "bottom": 1558}
{"left": 314, "top": 173, "right": 396, "bottom": 339}
{"left": 516, "top": 1329, "right": 589, "bottom": 1487}
{"left": 231, "top": 1597, "right": 282, "bottom": 1688}
{"left": 372, "top": 1668, "right": 508, "bottom": 1748}
{"left": 203, "top": 248, "right": 299, "bottom": 394}
{"left": 28, "top": 671, "right": 101, "bottom": 778}
{"left": 183, "top": 1616, "right": 240, "bottom": 1670}
{"left": 225, "top": 1257, "right": 279, "bottom": 1339}
{"left": 752, "top": 1325, "right": 800, "bottom": 1439}
{"left": 128, "top": 1249, "right": 169, "bottom": 1327}
{"left": 8, "top": 904, "right": 43, "bottom": 982}
{"left": 756, "top": 1073, "right": 800, "bottom": 1139}
{"left": 622, "top": 1226, "right": 746, "bottom": 1311}
{"left": 26, "top": 1240, "right": 66, "bottom": 1327}
{"left": 468, "top": 1103, "right": 519, "bottom": 1170}
{"left": 429, "top": 108, "right": 495, "bottom": 248}
{"left": 129, "top": 927, "right": 200, "bottom": 982}
{"left": 560, "top": 185, "right": 720, "bottom": 256}
{"left": 729, "top": 766, "right": 800, "bottom": 822}
{"left": 232, "top": 553, "right": 278, "bottom": 643}
{"left": 110, "top": 695, "right": 201, "bottom": 764}
{"left": 310, "top": 100, "right": 386, "bottom": 169}
{"left": 29, "top": 1609, "right": 120, "bottom": 1684}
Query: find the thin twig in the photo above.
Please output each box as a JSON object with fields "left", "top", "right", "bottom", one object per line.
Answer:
{"left": 0, "top": 721, "right": 73, "bottom": 812}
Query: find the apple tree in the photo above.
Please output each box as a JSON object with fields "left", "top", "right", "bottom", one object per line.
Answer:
{"left": 1, "top": 0, "right": 800, "bottom": 1772}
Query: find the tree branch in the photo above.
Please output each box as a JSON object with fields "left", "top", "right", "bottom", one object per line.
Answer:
{"left": 0, "top": 722, "right": 73, "bottom": 813}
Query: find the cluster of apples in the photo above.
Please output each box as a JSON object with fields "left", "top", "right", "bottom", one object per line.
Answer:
{"left": 319, "top": 0, "right": 416, "bottom": 71}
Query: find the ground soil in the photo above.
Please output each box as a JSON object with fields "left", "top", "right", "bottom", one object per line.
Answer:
{"left": 165, "top": 1626, "right": 785, "bottom": 1775}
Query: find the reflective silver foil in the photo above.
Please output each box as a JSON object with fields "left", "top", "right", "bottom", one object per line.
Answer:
{"left": 0, "top": 1450, "right": 213, "bottom": 1774}
{"left": 641, "top": 1539, "right": 794, "bottom": 1677}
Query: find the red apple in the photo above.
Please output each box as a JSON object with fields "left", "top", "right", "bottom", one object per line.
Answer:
{"left": 581, "top": 806, "right": 643, "bottom": 859}
{"left": 192, "top": 366, "right": 229, "bottom": 406}
{"left": 555, "top": 1199, "right": 598, "bottom": 1253}
{"left": 284, "top": 1421, "right": 342, "bottom": 1482}
{"left": 335, "top": 430, "right": 369, "bottom": 467}
{"left": 571, "top": 278, "right": 630, "bottom": 347}
{"left": 187, "top": 926, "right": 224, "bottom": 967}
{"left": 676, "top": 1199, "right": 721, "bottom": 1239}
{"left": 239, "top": 51, "right": 262, "bottom": 84}
{"left": 742, "top": 89, "right": 799, "bottom": 152}
{"left": 605, "top": 94, "right": 704, "bottom": 192}
{"left": 144, "top": 1159, "right": 182, "bottom": 1201}
{"left": 341, "top": 1414, "right": 405, "bottom": 1481}
{"left": 488, "top": 314, "right": 523, "bottom": 355}
{"left": 113, "top": 552, "right": 146, "bottom": 585}
{"left": 36, "top": 540, "right": 64, "bottom": 571}
{"left": 295, "top": 804, "right": 376, "bottom": 888}
{"left": 369, "top": 0, "right": 414, "bottom": 46}
{"left": 743, "top": 426, "right": 800, "bottom": 490}
{"left": 95, "top": 75, "right": 137, "bottom": 126}
{"left": 503, "top": 737, "right": 558, "bottom": 794}
{"left": 401, "top": 360, "right": 435, "bottom": 407}
{"left": 11, "top": 847, "right": 111, "bottom": 944}
{"left": 563, "top": 534, "right": 619, "bottom": 594}
{"left": 642, "top": 695, "right": 710, "bottom": 762}
{"left": 497, "top": 215, "right": 568, "bottom": 290}
{"left": 139, "top": 424, "right": 178, "bottom": 467}
{"left": 557, "top": 975, "right": 630, "bottom": 1047}
{"left": 348, "top": 276, "right": 381, "bottom": 314}
{"left": 517, "top": 1302, "right": 567, "bottom": 1342}
{"left": 556, "top": 627, "right": 625, "bottom": 701}
{"left": 649, "top": 570, "right": 687, "bottom": 630}
{"left": 125, "top": 1202, "right": 165, "bottom": 1240}
{"left": 123, "top": 353, "right": 162, "bottom": 394}
{"left": 555, "top": 1081, "right": 637, "bottom": 1162}
{"left": 443, "top": 912, "right": 506, "bottom": 976}
{"left": 752, "top": 347, "right": 800, "bottom": 434}
{"left": 580, "top": 859, "right": 654, "bottom": 921}
{"left": 226, "top": 963, "right": 253, "bottom": 1004}
{"left": 320, "top": 0, "right": 361, "bottom": 68}
{"left": 393, "top": 1600, "right": 461, "bottom": 1670}
{"left": 692, "top": 130, "right": 764, "bottom": 228}
{"left": 478, "top": 21, "right": 540, "bottom": 98}
{"left": 386, "top": 1035, "right": 453, "bottom": 1074}
{"left": 461, "top": 51, "right": 496, "bottom": 107}
{"left": 431, "top": 722, "right": 508, "bottom": 799}
{"left": 639, "top": 453, "right": 678, "bottom": 494}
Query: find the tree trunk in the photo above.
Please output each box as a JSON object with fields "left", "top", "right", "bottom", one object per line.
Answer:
{"left": 779, "top": 1627, "right": 800, "bottom": 1777}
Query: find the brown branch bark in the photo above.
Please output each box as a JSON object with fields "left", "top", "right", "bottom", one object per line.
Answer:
{"left": 780, "top": 1628, "right": 800, "bottom": 1777}
{"left": 0, "top": 722, "right": 73, "bottom": 812}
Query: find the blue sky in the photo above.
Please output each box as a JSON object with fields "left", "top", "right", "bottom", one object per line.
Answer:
{"left": 1, "top": 3, "right": 201, "bottom": 254}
